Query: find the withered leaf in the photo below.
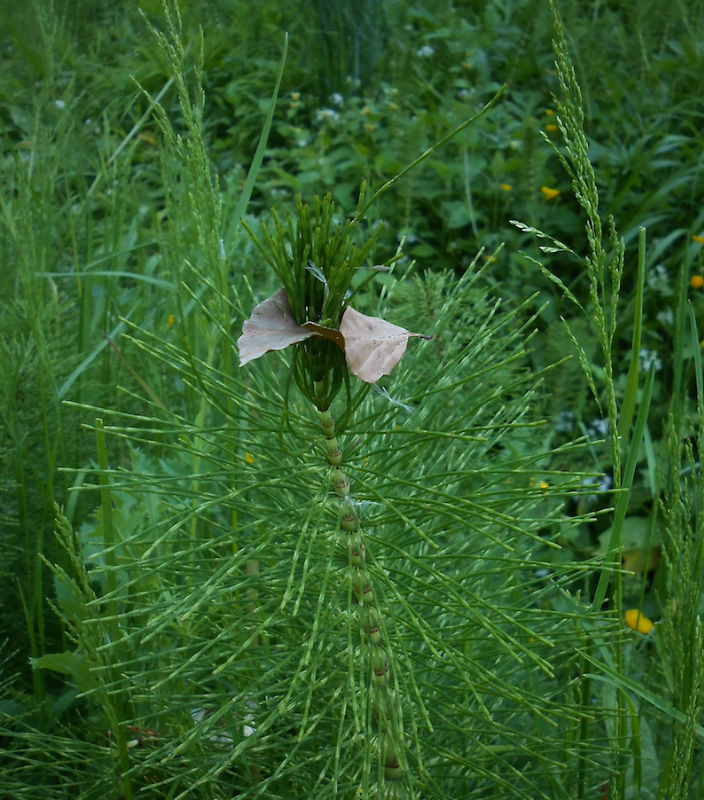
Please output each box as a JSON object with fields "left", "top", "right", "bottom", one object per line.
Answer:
{"left": 238, "top": 289, "right": 314, "bottom": 366}
{"left": 301, "top": 321, "right": 345, "bottom": 349}
{"left": 339, "top": 306, "right": 431, "bottom": 384}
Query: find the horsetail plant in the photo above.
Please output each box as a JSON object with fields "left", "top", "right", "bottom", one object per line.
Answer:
{"left": 2, "top": 5, "right": 625, "bottom": 797}
{"left": 239, "top": 191, "right": 430, "bottom": 796}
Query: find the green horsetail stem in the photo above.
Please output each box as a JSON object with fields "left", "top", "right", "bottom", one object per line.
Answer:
{"left": 315, "top": 393, "right": 408, "bottom": 791}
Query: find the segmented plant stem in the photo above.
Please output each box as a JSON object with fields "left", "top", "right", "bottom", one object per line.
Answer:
{"left": 315, "top": 390, "right": 407, "bottom": 792}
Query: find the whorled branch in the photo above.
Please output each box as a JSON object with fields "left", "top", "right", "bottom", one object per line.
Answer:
{"left": 316, "top": 396, "right": 407, "bottom": 793}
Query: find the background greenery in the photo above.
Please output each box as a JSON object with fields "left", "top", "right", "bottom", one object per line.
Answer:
{"left": 1, "top": 0, "right": 703, "bottom": 797}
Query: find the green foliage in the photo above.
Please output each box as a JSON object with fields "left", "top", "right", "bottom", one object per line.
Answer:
{"left": 0, "top": 0, "right": 703, "bottom": 798}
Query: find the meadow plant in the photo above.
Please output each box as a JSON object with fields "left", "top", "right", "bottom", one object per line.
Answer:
{"left": 1, "top": 1, "right": 703, "bottom": 799}
{"left": 2, "top": 4, "right": 605, "bottom": 798}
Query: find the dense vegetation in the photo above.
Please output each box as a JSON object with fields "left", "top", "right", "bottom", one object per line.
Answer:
{"left": 1, "top": 0, "right": 703, "bottom": 798}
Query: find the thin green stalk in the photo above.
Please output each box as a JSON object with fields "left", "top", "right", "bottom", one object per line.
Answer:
{"left": 671, "top": 238, "right": 691, "bottom": 439}
{"left": 16, "top": 577, "right": 45, "bottom": 711}
{"left": 95, "top": 418, "right": 117, "bottom": 631}
{"left": 315, "top": 381, "right": 409, "bottom": 799}
{"left": 95, "top": 417, "right": 132, "bottom": 800}
{"left": 592, "top": 365, "right": 655, "bottom": 611}
{"left": 617, "top": 228, "right": 646, "bottom": 445}
{"left": 353, "top": 85, "right": 506, "bottom": 223}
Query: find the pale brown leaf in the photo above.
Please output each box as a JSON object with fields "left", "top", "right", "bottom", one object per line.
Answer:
{"left": 339, "top": 306, "right": 430, "bottom": 384}
{"left": 237, "top": 289, "right": 314, "bottom": 366}
{"left": 301, "top": 321, "right": 345, "bottom": 349}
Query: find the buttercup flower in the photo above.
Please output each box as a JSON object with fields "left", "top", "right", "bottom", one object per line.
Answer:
{"left": 625, "top": 609, "right": 653, "bottom": 634}
{"left": 501, "top": 183, "right": 512, "bottom": 191}
{"left": 690, "top": 275, "right": 703, "bottom": 289}
{"left": 692, "top": 234, "right": 704, "bottom": 244}
{"left": 541, "top": 186, "right": 560, "bottom": 200}
{"left": 545, "top": 124, "right": 557, "bottom": 132}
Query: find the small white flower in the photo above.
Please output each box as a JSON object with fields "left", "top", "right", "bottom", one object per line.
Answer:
{"left": 580, "top": 475, "right": 610, "bottom": 504}
{"left": 647, "top": 264, "right": 669, "bottom": 291}
{"left": 55, "top": 99, "right": 66, "bottom": 110}
{"left": 298, "top": 139, "right": 308, "bottom": 147}
{"left": 210, "top": 732, "right": 234, "bottom": 745}
{"left": 457, "top": 88, "right": 471, "bottom": 100}
{"left": 639, "top": 349, "right": 662, "bottom": 372}
{"left": 315, "top": 107, "right": 340, "bottom": 122}
{"left": 656, "top": 307, "right": 674, "bottom": 326}
{"left": 330, "top": 92, "right": 344, "bottom": 107}
{"left": 554, "top": 410, "right": 575, "bottom": 433}
{"left": 597, "top": 475, "right": 613, "bottom": 493}
{"left": 416, "top": 45, "right": 435, "bottom": 58}
{"left": 345, "top": 76, "right": 362, "bottom": 89}
{"left": 588, "top": 418, "right": 609, "bottom": 438}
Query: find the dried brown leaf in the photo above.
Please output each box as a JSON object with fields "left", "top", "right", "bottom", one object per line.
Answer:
{"left": 339, "top": 306, "right": 430, "bottom": 384}
{"left": 237, "top": 289, "right": 314, "bottom": 366}
{"left": 301, "top": 321, "right": 345, "bottom": 349}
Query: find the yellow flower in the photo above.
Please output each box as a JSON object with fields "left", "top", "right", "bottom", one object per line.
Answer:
{"left": 388, "top": 102, "right": 399, "bottom": 110}
{"left": 693, "top": 234, "right": 704, "bottom": 244}
{"left": 539, "top": 481, "right": 549, "bottom": 491}
{"left": 245, "top": 453, "right": 255, "bottom": 464}
{"left": 501, "top": 183, "right": 512, "bottom": 191}
{"left": 545, "top": 109, "right": 554, "bottom": 116}
{"left": 690, "top": 275, "right": 704, "bottom": 289}
{"left": 167, "top": 315, "right": 174, "bottom": 325}
{"left": 545, "top": 124, "right": 557, "bottom": 132}
{"left": 291, "top": 92, "right": 300, "bottom": 101}
{"left": 541, "top": 186, "right": 560, "bottom": 200}
{"left": 625, "top": 609, "right": 653, "bottom": 634}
